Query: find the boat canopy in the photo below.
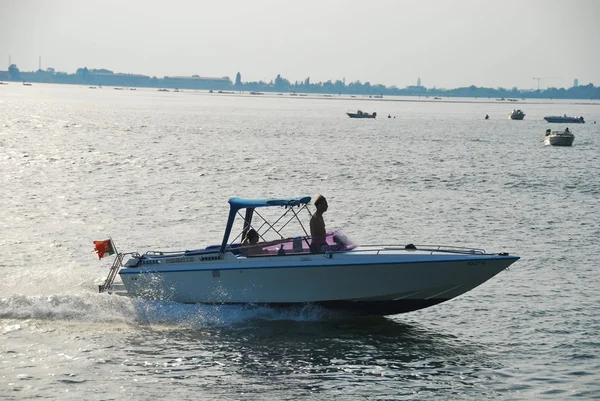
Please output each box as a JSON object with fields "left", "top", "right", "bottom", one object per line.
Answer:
{"left": 220, "top": 196, "right": 312, "bottom": 253}
{"left": 228, "top": 196, "right": 312, "bottom": 212}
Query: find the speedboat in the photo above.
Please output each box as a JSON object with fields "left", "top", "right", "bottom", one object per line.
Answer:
{"left": 347, "top": 110, "right": 376, "bottom": 119}
{"left": 544, "top": 115, "right": 585, "bottom": 123}
{"left": 544, "top": 129, "right": 574, "bottom": 146}
{"left": 509, "top": 109, "right": 525, "bottom": 120}
{"left": 96, "top": 196, "right": 519, "bottom": 317}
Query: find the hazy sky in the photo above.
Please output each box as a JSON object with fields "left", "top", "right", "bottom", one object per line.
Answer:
{"left": 1, "top": 0, "right": 599, "bottom": 89}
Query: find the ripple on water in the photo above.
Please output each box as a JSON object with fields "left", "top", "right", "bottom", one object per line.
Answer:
{"left": 1, "top": 87, "right": 600, "bottom": 400}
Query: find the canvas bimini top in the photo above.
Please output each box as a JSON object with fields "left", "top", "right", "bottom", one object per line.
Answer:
{"left": 220, "top": 196, "right": 313, "bottom": 253}
{"left": 228, "top": 196, "right": 312, "bottom": 211}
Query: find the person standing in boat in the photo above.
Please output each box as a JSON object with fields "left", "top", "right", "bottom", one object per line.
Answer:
{"left": 310, "top": 195, "right": 328, "bottom": 253}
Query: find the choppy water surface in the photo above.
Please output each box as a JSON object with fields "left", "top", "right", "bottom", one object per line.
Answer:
{"left": 1, "top": 84, "right": 599, "bottom": 400}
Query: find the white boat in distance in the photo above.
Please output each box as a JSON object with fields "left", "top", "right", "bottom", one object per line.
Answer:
{"left": 347, "top": 110, "right": 377, "bottom": 118}
{"left": 545, "top": 128, "right": 574, "bottom": 146}
{"left": 97, "top": 196, "right": 519, "bottom": 316}
{"left": 509, "top": 109, "right": 525, "bottom": 120}
{"left": 544, "top": 115, "right": 585, "bottom": 124}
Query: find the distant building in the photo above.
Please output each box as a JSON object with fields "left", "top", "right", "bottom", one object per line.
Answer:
{"left": 573, "top": 78, "right": 579, "bottom": 87}
{"left": 417, "top": 77, "right": 422, "bottom": 87}
{"left": 161, "top": 75, "right": 232, "bottom": 90}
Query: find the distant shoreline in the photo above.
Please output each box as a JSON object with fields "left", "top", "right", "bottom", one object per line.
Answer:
{"left": 4, "top": 81, "right": 599, "bottom": 106}
{"left": 2, "top": 65, "right": 599, "bottom": 101}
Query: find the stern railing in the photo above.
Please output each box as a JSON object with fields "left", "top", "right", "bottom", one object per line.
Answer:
{"left": 99, "top": 252, "right": 139, "bottom": 293}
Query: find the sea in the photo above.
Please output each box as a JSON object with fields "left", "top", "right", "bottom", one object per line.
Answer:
{"left": 1, "top": 83, "right": 599, "bottom": 400}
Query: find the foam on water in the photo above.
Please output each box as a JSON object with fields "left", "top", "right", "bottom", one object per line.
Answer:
{"left": 0, "top": 291, "right": 340, "bottom": 330}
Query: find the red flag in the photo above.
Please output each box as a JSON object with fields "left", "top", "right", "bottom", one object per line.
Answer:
{"left": 94, "top": 239, "right": 115, "bottom": 260}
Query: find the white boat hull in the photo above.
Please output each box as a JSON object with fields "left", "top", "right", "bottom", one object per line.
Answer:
{"left": 118, "top": 247, "right": 518, "bottom": 316}
{"left": 545, "top": 135, "right": 574, "bottom": 146}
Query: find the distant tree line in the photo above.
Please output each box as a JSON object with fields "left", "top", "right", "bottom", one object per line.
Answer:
{"left": 236, "top": 73, "right": 600, "bottom": 100}
{"left": 2, "top": 64, "right": 599, "bottom": 100}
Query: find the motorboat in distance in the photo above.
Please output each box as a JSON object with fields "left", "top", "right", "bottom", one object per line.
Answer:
{"left": 544, "top": 115, "right": 585, "bottom": 123}
{"left": 347, "top": 110, "right": 377, "bottom": 119}
{"left": 545, "top": 128, "right": 574, "bottom": 146}
{"left": 509, "top": 109, "right": 525, "bottom": 120}
{"left": 96, "top": 196, "right": 519, "bottom": 317}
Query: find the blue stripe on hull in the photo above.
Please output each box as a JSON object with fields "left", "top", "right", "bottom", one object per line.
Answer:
{"left": 179, "top": 299, "right": 449, "bottom": 317}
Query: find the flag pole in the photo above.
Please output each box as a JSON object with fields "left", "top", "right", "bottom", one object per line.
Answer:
{"left": 99, "top": 238, "right": 121, "bottom": 293}
{"left": 109, "top": 237, "right": 119, "bottom": 255}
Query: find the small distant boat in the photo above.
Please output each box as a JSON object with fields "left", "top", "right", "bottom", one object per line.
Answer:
{"left": 347, "top": 110, "right": 376, "bottom": 119}
{"left": 433, "top": 96, "right": 441, "bottom": 100}
{"left": 373, "top": 94, "right": 383, "bottom": 99}
{"left": 114, "top": 87, "right": 123, "bottom": 90}
{"left": 496, "top": 97, "right": 505, "bottom": 101}
{"left": 0, "top": 82, "right": 8, "bottom": 85}
{"left": 509, "top": 109, "right": 525, "bottom": 120}
{"left": 89, "top": 86, "right": 97, "bottom": 89}
{"left": 485, "top": 114, "right": 489, "bottom": 120}
{"left": 544, "top": 115, "right": 585, "bottom": 124}
{"left": 22, "top": 82, "right": 32, "bottom": 86}
{"left": 158, "top": 88, "right": 169, "bottom": 92}
{"left": 544, "top": 129, "right": 574, "bottom": 146}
